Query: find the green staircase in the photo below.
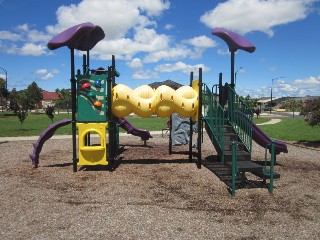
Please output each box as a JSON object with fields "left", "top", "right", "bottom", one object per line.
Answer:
{"left": 203, "top": 83, "right": 276, "bottom": 195}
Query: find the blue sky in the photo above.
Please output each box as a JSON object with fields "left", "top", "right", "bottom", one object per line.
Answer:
{"left": 0, "top": 0, "right": 319, "bottom": 98}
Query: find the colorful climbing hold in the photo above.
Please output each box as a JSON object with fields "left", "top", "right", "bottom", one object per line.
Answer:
{"left": 94, "top": 100, "right": 102, "bottom": 107}
{"left": 81, "top": 82, "right": 91, "bottom": 89}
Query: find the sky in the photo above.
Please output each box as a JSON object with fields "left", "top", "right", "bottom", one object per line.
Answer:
{"left": 0, "top": 0, "right": 319, "bottom": 99}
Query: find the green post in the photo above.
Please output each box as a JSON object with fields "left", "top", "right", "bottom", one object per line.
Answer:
{"left": 197, "top": 68, "right": 202, "bottom": 169}
{"left": 189, "top": 71, "right": 194, "bottom": 163}
{"left": 70, "top": 48, "right": 77, "bottom": 173}
{"left": 269, "top": 140, "right": 275, "bottom": 194}
{"left": 231, "top": 140, "right": 237, "bottom": 196}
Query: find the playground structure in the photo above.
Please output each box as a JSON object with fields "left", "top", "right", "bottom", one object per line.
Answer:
{"left": 29, "top": 22, "right": 288, "bottom": 195}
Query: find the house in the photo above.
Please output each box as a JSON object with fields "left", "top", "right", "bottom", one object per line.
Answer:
{"left": 40, "top": 91, "right": 60, "bottom": 108}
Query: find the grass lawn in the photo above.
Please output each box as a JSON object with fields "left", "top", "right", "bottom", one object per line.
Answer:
{"left": 0, "top": 112, "right": 319, "bottom": 143}
{"left": 259, "top": 118, "right": 320, "bottom": 142}
{"left": 0, "top": 112, "right": 167, "bottom": 137}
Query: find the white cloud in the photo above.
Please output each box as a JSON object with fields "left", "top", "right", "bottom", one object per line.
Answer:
{"left": 217, "top": 48, "right": 230, "bottom": 55}
{"left": 184, "top": 35, "right": 217, "bottom": 48}
{"left": 46, "top": 0, "right": 170, "bottom": 39}
{"left": 271, "top": 75, "right": 320, "bottom": 97}
{"left": 154, "top": 61, "right": 210, "bottom": 74}
{"left": 200, "top": 0, "right": 317, "bottom": 37}
{"left": 164, "top": 24, "right": 174, "bottom": 30}
{"left": 34, "top": 69, "right": 48, "bottom": 75}
{"left": 144, "top": 45, "right": 191, "bottom": 63}
{"left": 40, "top": 73, "right": 54, "bottom": 80}
{"left": 183, "top": 35, "right": 217, "bottom": 59}
{"left": 20, "top": 43, "right": 47, "bottom": 56}
{"left": 132, "top": 70, "right": 158, "bottom": 80}
{"left": 293, "top": 76, "right": 320, "bottom": 87}
{"left": 51, "top": 69, "right": 60, "bottom": 74}
{"left": 127, "top": 58, "right": 143, "bottom": 68}
{"left": 0, "top": 31, "right": 20, "bottom": 41}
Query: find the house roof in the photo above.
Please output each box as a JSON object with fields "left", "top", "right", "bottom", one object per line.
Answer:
{"left": 42, "top": 91, "right": 60, "bottom": 100}
{"left": 149, "top": 80, "right": 183, "bottom": 90}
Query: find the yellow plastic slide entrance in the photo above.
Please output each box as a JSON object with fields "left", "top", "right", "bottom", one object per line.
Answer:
{"left": 77, "top": 122, "right": 108, "bottom": 166}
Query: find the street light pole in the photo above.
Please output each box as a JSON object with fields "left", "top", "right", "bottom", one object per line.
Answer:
{"left": 235, "top": 67, "right": 243, "bottom": 88}
{"left": 270, "top": 76, "right": 284, "bottom": 114}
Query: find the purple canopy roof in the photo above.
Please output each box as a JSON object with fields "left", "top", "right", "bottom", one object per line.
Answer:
{"left": 47, "top": 22, "right": 105, "bottom": 51}
{"left": 212, "top": 27, "right": 255, "bottom": 53}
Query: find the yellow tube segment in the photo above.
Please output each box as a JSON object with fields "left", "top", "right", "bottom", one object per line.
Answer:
{"left": 112, "top": 83, "right": 199, "bottom": 118}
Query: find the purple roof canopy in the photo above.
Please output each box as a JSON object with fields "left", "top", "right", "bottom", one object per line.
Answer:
{"left": 212, "top": 28, "right": 255, "bottom": 53}
{"left": 47, "top": 22, "right": 105, "bottom": 51}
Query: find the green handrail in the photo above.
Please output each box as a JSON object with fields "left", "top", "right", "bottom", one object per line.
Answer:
{"left": 227, "top": 85, "right": 253, "bottom": 153}
{"left": 203, "top": 83, "right": 225, "bottom": 162}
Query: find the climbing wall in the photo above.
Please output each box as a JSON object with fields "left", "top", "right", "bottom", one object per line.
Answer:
{"left": 170, "top": 113, "right": 198, "bottom": 146}
{"left": 77, "top": 74, "right": 107, "bottom": 122}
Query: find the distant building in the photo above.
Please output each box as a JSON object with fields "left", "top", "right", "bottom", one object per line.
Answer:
{"left": 40, "top": 91, "right": 60, "bottom": 108}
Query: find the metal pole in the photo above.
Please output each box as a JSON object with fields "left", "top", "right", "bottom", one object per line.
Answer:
{"left": 70, "top": 49, "right": 77, "bottom": 172}
{"left": 270, "top": 76, "right": 285, "bottom": 114}
{"left": 189, "top": 71, "right": 194, "bottom": 163}
{"left": 197, "top": 68, "right": 202, "bottom": 169}
{"left": 270, "top": 80, "right": 273, "bottom": 114}
{"left": 230, "top": 51, "right": 235, "bottom": 90}
{"left": 82, "top": 54, "right": 87, "bottom": 74}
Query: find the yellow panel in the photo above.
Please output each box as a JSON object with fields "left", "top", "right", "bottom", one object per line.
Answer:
{"left": 76, "top": 122, "right": 108, "bottom": 166}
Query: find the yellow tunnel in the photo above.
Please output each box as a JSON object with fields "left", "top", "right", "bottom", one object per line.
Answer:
{"left": 112, "top": 80, "right": 199, "bottom": 119}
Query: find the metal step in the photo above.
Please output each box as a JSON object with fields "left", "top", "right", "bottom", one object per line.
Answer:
{"left": 225, "top": 160, "right": 263, "bottom": 172}
{"left": 224, "top": 150, "right": 251, "bottom": 162}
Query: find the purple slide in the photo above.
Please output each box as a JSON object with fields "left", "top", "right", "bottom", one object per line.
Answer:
{"left": 29, "top": 118, "right": 72, "bottom": 168}
{"left": 30, "top": 117, "right": 151, "bottom": 167}
{"left": 252, "top": 122, "right": 288, "bottom": 155}
{"left": 234, "top": 110, "right": 287, "bottom": 155}
{"left": 116, "top": 117, "right": 152, "bottom": 141}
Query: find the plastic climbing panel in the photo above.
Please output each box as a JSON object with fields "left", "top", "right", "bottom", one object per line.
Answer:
{"left": 77, "top": 74, "right": 107, "bottom": 122}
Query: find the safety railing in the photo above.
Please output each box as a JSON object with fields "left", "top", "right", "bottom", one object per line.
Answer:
{"left": 227, "top": 85, "right": 253, "bottom": 153}
{"left": 203, "top": 83, "right": 225, "bottom": 162}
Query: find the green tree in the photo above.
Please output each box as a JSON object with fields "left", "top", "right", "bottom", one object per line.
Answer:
{"left": 283, "top": 98, "right": 303, "bottom": 118}
{"left": 8, "top": 88, "right": 29, "bottom": 127}
{"left": 45, "top": 106, "right": 55, "bottom": 123}
{"left": 240, "top": 95, "right": 258, "bottom": 109}
{"left": 15, "top": 108, "right": 28, "bottom": 127}
{"left": 0, "top": 78, "right": 9, "bottom": 111}
{"left": 26, "top": 81, "right": 42, "bottom": 110}
{"left": 300, "top": 97, "right": 320, "bottom": 127}
{"left": 55, "top": 88, "right": 71, "bottom": 114}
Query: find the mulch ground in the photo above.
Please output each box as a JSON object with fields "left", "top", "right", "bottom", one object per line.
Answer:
{"left": 0, "top": 133, "right": 319, "bottom": 239}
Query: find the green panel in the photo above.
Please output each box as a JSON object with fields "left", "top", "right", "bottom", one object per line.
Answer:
{"left": 77, "top": 74, "right": 107, "bottom": 122}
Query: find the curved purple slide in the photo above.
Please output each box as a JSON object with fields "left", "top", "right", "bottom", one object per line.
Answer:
{"left": 30, "top": 117, "right": 151, "bottom": 167}
{"left": 29, "top": 118, "right": 72, "bottom": 168}
{"left": 234, "top": 110, "right": 287, "bottom": 155}
{"left": 116, "top": 117, "right": 152, "bottom": 141}
{"left": 252, "top": 122, "right": 288, "bottom": 155}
